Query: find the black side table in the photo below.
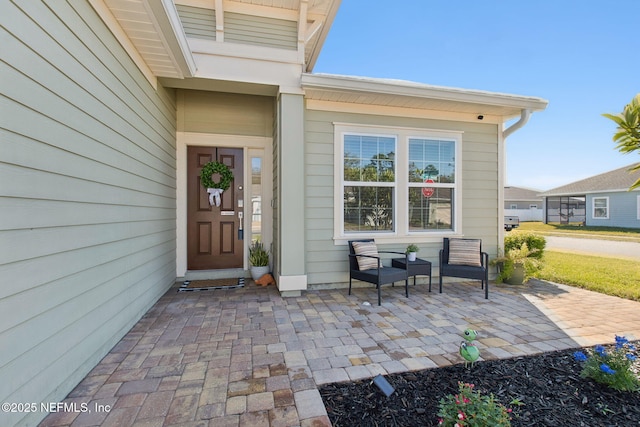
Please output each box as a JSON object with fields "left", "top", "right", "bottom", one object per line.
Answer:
{"left": 392, "top": 258, "right": 433, "bottom": 291}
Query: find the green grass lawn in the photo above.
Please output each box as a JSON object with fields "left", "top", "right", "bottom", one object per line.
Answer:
{"left": 518, "top": 222, "right": 640, "bottom": 242}
{"left": 535, "top": 250, "right": 640, "bottom": 302}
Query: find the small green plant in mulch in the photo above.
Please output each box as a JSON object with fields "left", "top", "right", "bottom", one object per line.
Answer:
{"left": 573, "top": 335, "right": 640, "bottom": 392}
{"left": 437, "top": 382, "right": 512, "bottom": 426}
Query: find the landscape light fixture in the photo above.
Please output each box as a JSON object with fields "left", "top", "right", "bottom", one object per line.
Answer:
{"left": 372, "top": 374, "right": 395, "bottom": 397}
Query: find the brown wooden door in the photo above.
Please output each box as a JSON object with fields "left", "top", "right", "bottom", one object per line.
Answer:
{"left": 187, "top": 146, "right": 244, "bottom": 270}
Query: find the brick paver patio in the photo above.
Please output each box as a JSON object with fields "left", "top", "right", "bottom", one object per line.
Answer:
{"left": 38, "top": 279, "right": 640, "bottom": 427}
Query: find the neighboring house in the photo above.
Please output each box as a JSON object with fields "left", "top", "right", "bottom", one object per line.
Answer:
{"left": 540, "top": 164, "right": 640, "bottom": 228}
{"left": 1, "top": 1, "right": 547, "bottom": 425}
{"left": 504, "top": 186, "right": 543, "bottom": 221}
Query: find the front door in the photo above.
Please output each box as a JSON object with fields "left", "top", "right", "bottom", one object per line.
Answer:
{"left": 187, "top": 146, "right": 244, "bottom": 270}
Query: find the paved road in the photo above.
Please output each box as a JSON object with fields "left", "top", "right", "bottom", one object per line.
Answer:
{"left": 545, "top": 236, "right": 640, "bottom": 261}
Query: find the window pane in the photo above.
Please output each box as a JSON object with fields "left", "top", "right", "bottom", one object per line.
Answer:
{"left": 344, "top": 186, "right": 394, "bottom": 232}
{"left": 344, "top": 135, "right": 395, "bottom": 182}
{"left": 594, "top": 208, "right": 607, "bottom": 218}
{"left": 408, "top": 187, "right": 453, "bottom": 231}
{"left": 251, "top": 157, "right": 262, "bottom": 241}
{"left": 408, "top": 139, "right": 455, "bottom": 183}
{"left": 593, "top": 198, "right": 608, "bottom": 218}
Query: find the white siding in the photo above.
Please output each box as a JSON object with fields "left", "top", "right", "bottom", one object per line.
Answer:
{"left": 304, "top": 110, "right": 500, "bottom": 285}
{"left": 0, "top": 2, "right": 177, "bottom": 426}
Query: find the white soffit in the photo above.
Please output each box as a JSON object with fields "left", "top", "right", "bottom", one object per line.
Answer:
{"left": 100, "top": 0, "right": 196, "bottom": 79}
{"left": 301, "top": 73, "right": 549, "bottom": 119}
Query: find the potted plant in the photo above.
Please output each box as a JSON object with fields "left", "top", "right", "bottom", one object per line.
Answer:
{"left": 406, "top": 244, "right": 419, "bottom": 262}
{"left": 249, "top": 240, "right": 270, "bottom": 280}
{"left": 492, "top": 243, "right": 541, "bottom": 285}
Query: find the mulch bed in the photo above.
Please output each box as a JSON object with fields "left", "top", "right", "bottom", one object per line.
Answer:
{"left": 320, "top": 343, "right": 640, "bottom": 426}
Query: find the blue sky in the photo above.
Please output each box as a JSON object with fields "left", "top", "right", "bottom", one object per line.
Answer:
{"left": 314, "top": 0, "right": 640, "bottom": 190}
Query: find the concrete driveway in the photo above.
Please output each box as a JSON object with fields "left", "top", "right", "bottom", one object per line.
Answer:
{"left": 544, "top": 235, "right": 640, "bottom": 261}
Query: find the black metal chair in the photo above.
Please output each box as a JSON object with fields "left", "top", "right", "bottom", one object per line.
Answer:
{"left": 439, "top": 237, "right": 489, "bottom": 299}
{"left": 348, "top": 239, "right": 409, "bottom": 306}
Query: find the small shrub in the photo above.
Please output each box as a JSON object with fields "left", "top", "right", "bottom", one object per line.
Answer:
{"left": 504, "top": 231, "right": 546, "bottom": 259}
{"left": 573, "top": 336, "right": 640, "bottom": 392}
{"left": 493, "top": 243, "right": 542, "bottom": 283}
{"left": 438, "top": 382, "right": 512, "bottom": 426}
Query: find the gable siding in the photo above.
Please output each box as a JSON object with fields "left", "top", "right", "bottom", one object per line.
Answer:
{"left": 304, "top": 109, "right": 500, "bottom": 285}
{"left": 0, "top": 2, "right": 177, "bottom": 425}
{"left": 176, "top": 4, "right": 216, "bottom": 40}
{"left": 225, "top": 12, "right": 298, "bottom": 50}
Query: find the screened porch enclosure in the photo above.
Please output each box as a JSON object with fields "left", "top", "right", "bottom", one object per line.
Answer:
{"left": 545, "top": 195, "right": 586, "bottom": 224}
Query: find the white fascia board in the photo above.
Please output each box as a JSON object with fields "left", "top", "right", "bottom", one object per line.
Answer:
{"left": 301, "top": 73, "right": 549, "bottom": 113}
{"left": 543, "top": 188, "right": 639, "bottom": 197}
{"left": 306, "top": 0, "right": 341, "bottom": 71}
{"left": 189, "top": 38, "right": 300, "bottom": 64}
{"left": 193, "top": 51, "right": 302, "bottom": 89}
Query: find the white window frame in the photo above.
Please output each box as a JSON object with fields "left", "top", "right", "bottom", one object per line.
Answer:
{"left": 637, "top": 195, "right": 640, "bottom": 220}
{"left": 342, "top": 131, "right": 398, "bottom": 234}
{"left": 592, "top": 196, "right": 609, "bottom": 219}
{"left": 333, "top": 123, "right": 463, "bottom": 244}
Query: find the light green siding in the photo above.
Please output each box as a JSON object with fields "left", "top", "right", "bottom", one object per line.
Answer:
{"left": 304, "top": 109, "right": 500, "bottom": 285}
{"left": 176, "top": 4, "right": 216, "bottom": 40}
{"left": 272, "top": 102, "right": 280, "bottom": 278}
{"left": 179, "top": 90, "right": 274, "bottom": 136}
{"left": 277, "top": 94, "right": 306, "bottom": 279}
{"left": 0, "top": 2, "right": 176, "bottom": 426}
{"left": 175, "top": 6, "right": 297, "bottom": 50}
{"left": 225, "top": 12, "right": 298, "bottom": 50}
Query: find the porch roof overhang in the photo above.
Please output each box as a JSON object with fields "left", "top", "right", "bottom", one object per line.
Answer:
{"left": 90, "top": 0, "right": 196, "bottom": 82}
{"left": 301, "top": 73, "right": 548, "bottom": 121}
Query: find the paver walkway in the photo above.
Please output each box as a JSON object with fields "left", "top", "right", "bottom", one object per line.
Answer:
{"left": 39, "top": 279, "right": 640, "bottom": 427}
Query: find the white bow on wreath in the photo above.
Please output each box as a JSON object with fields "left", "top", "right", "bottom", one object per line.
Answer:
{"left": 207, "top": 188, "right": 224, "bottom": 207}
{"left": 200, "top": 161, "right": 233, "bottom": 207}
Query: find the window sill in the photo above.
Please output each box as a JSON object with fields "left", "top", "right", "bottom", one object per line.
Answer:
{"left": 333, "top": 232, "right": 462, "bottom": 246}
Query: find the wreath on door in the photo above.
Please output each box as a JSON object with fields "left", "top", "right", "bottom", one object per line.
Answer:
{"left": 200, "top": 161, "right": 233, "bottom": 206}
